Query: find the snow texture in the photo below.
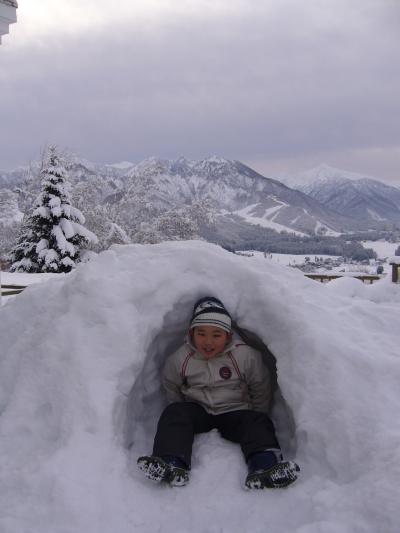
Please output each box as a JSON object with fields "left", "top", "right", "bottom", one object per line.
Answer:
{"left": 1, "top": 240, "right": 399, "bottom": 533}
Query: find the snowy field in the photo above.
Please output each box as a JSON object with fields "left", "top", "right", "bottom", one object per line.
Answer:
{"left": 242, "top": 251, "right": 340, "bottom": 265}
{"left": 362, "top": 240, "right": 400, "bottom": 259}
{"left": 239, "top": 244, "right": 400, "bottom": 276}
{"left": 1, "top": 241, "right": 400, "bottom": 533}
{"left": 0, "top": 271, "right": 65, "bottom": 287}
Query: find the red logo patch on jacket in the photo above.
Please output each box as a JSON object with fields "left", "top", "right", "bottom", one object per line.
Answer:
{"left": 219, "top": 366, "right": 232, "bottom": 380}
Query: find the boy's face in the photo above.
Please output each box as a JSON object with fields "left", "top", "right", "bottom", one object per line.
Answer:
{"left": 192, "top": 325, "right": 231, "bottom": 359}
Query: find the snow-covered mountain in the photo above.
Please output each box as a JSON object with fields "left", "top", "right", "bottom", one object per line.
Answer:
{"left": 0, "top": 165, "right": 32, "bottom": 189}
{"left": 280, "top": 164, "right": 400, "bottom": 225}
{"left": 0, "top": 156, "right": 354, "bottom": 237}
{"left": 105, "top": 161, "right": 135, "bottom": 171}
{"left": 1, "top": 158, "right": 399, "bottom": 255}
{"left": 0, "top": 189, "right": 23, "bottom": 226}
{"left": 116, "top": 156, "right": 358, "bottom": 235}
{"left": 280, "top": 163, "right": 378, "bottom": 188}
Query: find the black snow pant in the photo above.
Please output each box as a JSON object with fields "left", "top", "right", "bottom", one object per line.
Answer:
{"left": 152, "top": 401, "right": 280, "bottom": 468}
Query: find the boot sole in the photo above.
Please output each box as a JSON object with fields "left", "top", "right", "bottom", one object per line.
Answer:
{"left": 137, "top": 456, "right": 169, "bottom": 483}
{"left": 137, "top": 456, "right": 189, "bottom": 487}
{"left": 245, "top": 461, "right": 300, "bottom": 489}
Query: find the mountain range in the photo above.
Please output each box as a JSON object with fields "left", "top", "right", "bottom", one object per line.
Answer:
{"left": 1, "top": 157, "right": 400, "bottom": 252}
{"left": 280, "top": 164, "right": 400, "bottom": 226}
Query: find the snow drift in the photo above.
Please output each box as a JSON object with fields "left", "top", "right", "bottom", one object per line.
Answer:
{"left": 0, "top": 241, "right": 399, "bottom": 533}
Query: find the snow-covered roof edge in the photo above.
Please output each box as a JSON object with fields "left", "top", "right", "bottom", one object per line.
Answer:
{"left": 0, "top": 1, "right": 18, "bottom": 8}
{"left": 0, "top": 0, "right": 18, "bottom": 43}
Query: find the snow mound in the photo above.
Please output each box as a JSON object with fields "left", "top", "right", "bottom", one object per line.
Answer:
{"left": 1, "top": 241, "right": 399, "bottom": 533}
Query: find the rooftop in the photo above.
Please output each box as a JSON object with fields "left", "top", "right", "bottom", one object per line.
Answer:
{"left": 0, "top": 1, "right": 18, "bottom": 7}
{"left": 0, "top": 0, "right": 18, "bottom": 43}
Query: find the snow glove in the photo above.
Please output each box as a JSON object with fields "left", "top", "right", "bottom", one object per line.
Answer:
{"left": 245, "top": 451, "right": 300, "bottom": 489}
{"left": 137, "top": 455, "right": 189, "bottom": 487}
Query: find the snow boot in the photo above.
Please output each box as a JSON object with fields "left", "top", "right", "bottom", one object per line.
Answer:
{"left": 137, "top": 455, "right": 189, "bottom": 487}
{"left": 245, "top": 460, "right": 300, "bottom": 489}
{"left": 245, "top": 451, "right": 299, "bottom": 489}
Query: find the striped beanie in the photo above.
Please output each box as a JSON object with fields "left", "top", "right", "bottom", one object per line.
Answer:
{"left": 190, "top": 296, "right": 232, "bottom": 333}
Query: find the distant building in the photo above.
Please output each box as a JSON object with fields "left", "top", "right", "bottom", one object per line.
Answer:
{"left": 389, "top": 258, "right": 400, "bottom": 283}
{"left": 0, "top": 0, "right": 18, "bottom": 44}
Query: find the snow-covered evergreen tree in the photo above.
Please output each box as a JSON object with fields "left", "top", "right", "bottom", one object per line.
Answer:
{"left": 131, "top": 202, "right": 216, "bottom": 244}
{"left": 132, "top": 207, "right": 199, "bottom": 243}
{"left": 132, "top": 222, "right": 164, "bottom": 244}
{"left": 156, "top": 208, "right": 198, "bottom": 240}
{"left": 9, "top": 147, "right": 98, "bottom": 273}
{"left": 82, "top": 205, "right": 131, "bottom": 252}
{"left": 7, "top": 215, "right": 40, "bottom": 272}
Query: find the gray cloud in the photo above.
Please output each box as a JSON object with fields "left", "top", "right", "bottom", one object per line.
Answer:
{"left": 1, "top": 0, "right": 399, "bottom": 182}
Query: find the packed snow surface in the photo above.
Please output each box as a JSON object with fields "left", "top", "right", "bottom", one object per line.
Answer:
{"left": 362, "top": 240, "right": 400, "bottom": 259}
{"left": 1, "top": 241, "right": 399, "bottom": 533}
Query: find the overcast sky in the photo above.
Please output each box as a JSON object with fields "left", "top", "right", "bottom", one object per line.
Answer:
{"left": 1, "top": 0, "right": 399, "bottom": 182}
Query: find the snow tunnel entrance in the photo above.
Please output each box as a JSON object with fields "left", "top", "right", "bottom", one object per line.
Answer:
{"left": 121, "top": 301, "right": 298, "bottom": 462}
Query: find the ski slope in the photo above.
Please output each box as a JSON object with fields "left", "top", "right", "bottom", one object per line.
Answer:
{"left": 1, "top": 241, "right": 399, "bottom": 533}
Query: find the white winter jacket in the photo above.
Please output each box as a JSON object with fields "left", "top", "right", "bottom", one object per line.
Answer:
{"left": 162, "top": 339, "right": 272, "bottom": 415}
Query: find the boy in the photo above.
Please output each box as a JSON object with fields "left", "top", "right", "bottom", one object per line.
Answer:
{"left": 137, "top": 296, "right": 299, "bottom": 489}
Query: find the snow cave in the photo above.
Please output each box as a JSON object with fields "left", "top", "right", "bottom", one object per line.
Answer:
{"left": 123, "top": 298, "right": 297, "bottom": 462}
{"left": 1, "top": 240, "right": 399, "bottom": 533}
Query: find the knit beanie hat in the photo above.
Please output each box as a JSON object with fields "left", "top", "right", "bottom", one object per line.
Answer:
{"left": 190, "top": 296, "right": 232, "bottom": 333}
